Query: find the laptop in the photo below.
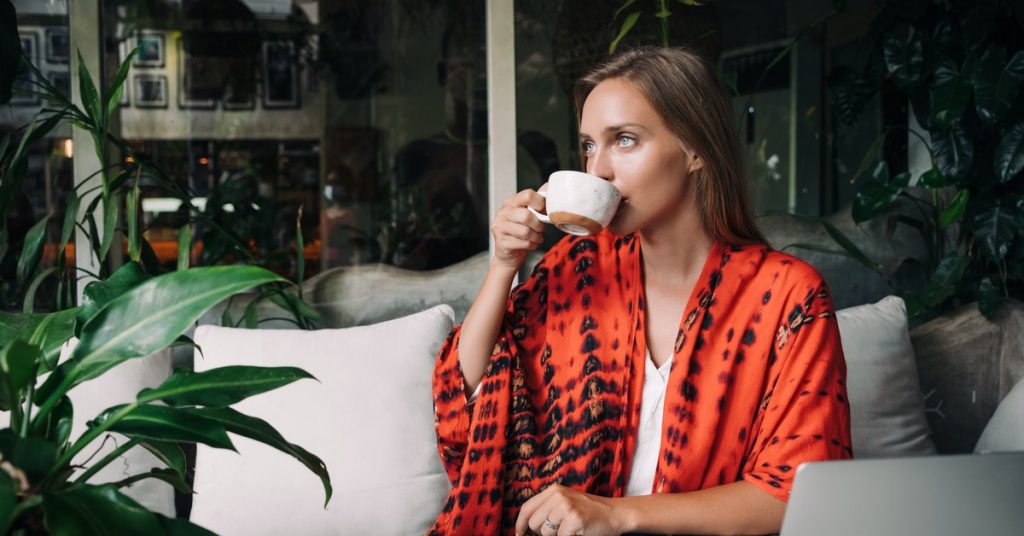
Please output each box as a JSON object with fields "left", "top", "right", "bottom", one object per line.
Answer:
{"left": 781, "top": 452, "right": 1024, "bottom": 536}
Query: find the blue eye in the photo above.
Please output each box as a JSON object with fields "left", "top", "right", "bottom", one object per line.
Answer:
{"left": 581, "top": 140, "right": 595, "bottom": 154}
{"left": 618, "top": 135, "right": 636, "bottom": 148}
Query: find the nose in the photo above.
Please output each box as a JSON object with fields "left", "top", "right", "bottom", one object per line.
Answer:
{"left": 586, "top": 146, "right": 614, "bottom": 181}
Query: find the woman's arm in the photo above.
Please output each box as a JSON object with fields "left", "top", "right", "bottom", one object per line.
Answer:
{"left": 515, "top": 481, "right": 784, "bottom": 536}
{"left": 457, "top": 188, "right": 546, "bottom": 394}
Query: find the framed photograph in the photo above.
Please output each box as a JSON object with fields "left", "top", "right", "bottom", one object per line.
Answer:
{"left": 262, "top": 41, "right": 299, "bottom": 109}
{"left": 132, "top": 31, "right": 165, "bottom": 68}
{"left": 45, "top": 27, "right": 69, "bottom": 64}
{"left": 134, "top": 74, "right": 168, "bottom": 108}
{"left": 11, "top": 32, "right": 39, "bottom": 106}
{"left": 177, "top": 37, "right": 216, "bottom": 109}
{"left": 48, "top": 71, "right": 71, "bottom": 100}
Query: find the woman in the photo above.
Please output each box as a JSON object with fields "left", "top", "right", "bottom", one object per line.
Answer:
{"left": 430, "top": 47, "right": 851, "bottom": 536}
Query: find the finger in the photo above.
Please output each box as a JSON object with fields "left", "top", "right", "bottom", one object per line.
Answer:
{"left": 529, "top": 499, "right": 557, "bottom": 536}
{"left": 496, "top": 237, "right": 538, "bottom": 256}
{"left": 505, "top": 207, "right": 547, "bottom": 234}
{"left": 497, "top": 221, "right": 543, "bottom": 243}
{"left": 506, "top": 188, "right": 539, "bottom": 209}
{"left": 515, "top": 484, "right": 560, "bottom": 536}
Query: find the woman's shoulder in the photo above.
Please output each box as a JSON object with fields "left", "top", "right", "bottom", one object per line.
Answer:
{"left": 726, "top": 242, "right": 828, "bottom": 288}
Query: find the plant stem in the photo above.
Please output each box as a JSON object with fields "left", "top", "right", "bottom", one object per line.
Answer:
{"left": 42, "top": 402, "right": 137, "bottom": 486}
{"left": 30, "top": 374, "right": 75, "bottom": 434}
{"left": 73, "top": 436, "right": 140, "bottom": 484}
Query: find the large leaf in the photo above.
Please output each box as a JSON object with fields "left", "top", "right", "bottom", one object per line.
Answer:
{"left": 978, "top": 277, "right": 1001, "bottom": 318}
{"left": 138, "top": 440, "right": 186, "bottom": 480}
{"left": 101, "top": 404, "right": 235, "bottom": 450}
{"left": 0, "top": 468, "right": 17, "bottom": 535}
{"left": 921, "top": 255, "right": 970, "bottom": 307}
{"left": 76, "top": 50, "right": 103, "bottom": 128}
{"left": 105, "top": 49, "right": 136, "bottom": 123}
{"left": 192, "top": 407, "right": 332, "bottom": 505}
{"left": 76, "top": 261, "right": 150, "bottom": 331}
{"left": 67, "top": 266, "right": 282, "bottom": 387}
{"left": 58, "top": 189, "right": 80, "bottom": 261}
{"left": 98, "top": 192, "right": 121, "bottom": 263}
{"left": 974, "top": 46, "right": 1024, "bottom": 125}
{"left": 929, "top": 57, "right": 971, "bottom": 130}
{"left": 973, "top": 204, "right": 1017, "bottom": 262}
{"left": 883, "top": 30, "right": 924, "bottom": 90}
{"left": 939, "top": 190, "right": 970, "bottom": 229}
{"left": 138, "top": 366, "right": 314, "bottom": 407}
{"left": 0, "top": 309, "right": 77, "bottom": 369}
{"left": 995, "top": 123, "right": 1024, "bottom": 183}
{"left": 852, "top": 162, "right": 907, "bottom": 223}
{"left": 0, "top": 430, "right": 58, "bottom": 485}
{"left": 931, "top": 120, "right": 974, "bottom": 181}
{"left": 0, "top": 0, "right": 18, "bottom": 104}
{"left": 0, "top": 339, "right": 41, "bottom": 411}
{"left": 42, "top": 485, "right": 164, "bottom": 536}
{"left": 917, "top": 167, "right": 950, "bottom": 188}
{"left": 16, "top": 215, "right": 51, "bottom": 288}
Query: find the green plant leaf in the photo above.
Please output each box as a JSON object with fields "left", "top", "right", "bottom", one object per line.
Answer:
{"left": 917, "top": 167, "right": 950, "bottom": 188}
{"left": 0, "top": 430, "right": 58, "bottom": 485}
{"left": 0, "top": 309, "right": 77, "bottom": 369}
{"left": 995, "top": 123, "right": 1024, "bottom": 182}
{"left": 0, "top": 468, "right": 17, "bottom": 535}
{"left": 852, "top": 162, "right": 904, "bottom": 223}
{"left": 138, "top": 440, "right": 186, "bottom": 480}
{"left": 156, "top": 515, "right": 217, "bottom": 536}
{"left": 42, "top": 484, "right": 164, "bottom": 535}
{"left": 929, "top": 57, "right": 971, "bottom": 130}
{"left": 113, "top": 467, "right": 192, "bottom": 495}
{"left": 0, "top": 225, "right": 7, "bottom": 267}
{"left": 0, "top": 0, "right": 18, "bottom": 105}
{"left": 0, "top": 340, "right": 41, "bottom": 411}
{"left": 58, "top": 189, "right": 80, "bottom": 261}
{"left": 69, "top": 266, "right": 282, "bottom": 386}
{"left": 961, "top": 1, "right": 996, "bottom": 51}
{"left": 16, "top": 215, "right": 51, "bottom": 289}
{"left": 76, "top": 261, "right": 150, "bottom": 331}
{"left": 100, "top": 404, "right": 235, "bottom": 450}
{"left": 609, "top": 11, "right": 640, "bottom": 54}
{"left": 978, "top": 277, "right": 1001, "bottom": 318}
{"left": 921, "top": 254, "right": 970, "bottom": 307}
{"left": 24, "top": 267, "right": 57, "bottom": 314}
{"left": 613, "top": 0, "right": 638, "bottom": 21}
{"left": 177, "top": 224, "right": 191, "bottom": 271}
{"left": 932, "top": 120, "right": 974, "bottom": 181}
{"left": 126, "top": 181, "right": 140, "bottom": 262}
{"left": 883, "top": 30, "right": 924, "bottom": 90}
{"left": 138, "top": 366, "right": 314, "bottom": 407}
{"left": 105, "top": 49, "right": 136, "bottom": 123}
{"left": 76, "top": 50, "right": 103, "bottom": 128}
{"left": 975, "top": 46, "right": 1024, "bottom": 124}
{"left": 973, "top": 204, "right": 1017, "bottom": 262}
{"left": 939, "top": 190, "right": 970, "bottom": 229}
{"left": 821, "top": 220, "right": 884, "bottom": 275}
{"left": 99, "top": 192, "right": 120, "bottom": 263}
{"left": 192, "top": 407, "right": 332, "bottom": 505}
{"left": 244, "top": 301, "right": 259, "bottom": 329}
{"left": 50, "top": 396, "right": 74, "bottom": 447}
{"left": 266, "top": 288, "right": 322, "bottom": 324}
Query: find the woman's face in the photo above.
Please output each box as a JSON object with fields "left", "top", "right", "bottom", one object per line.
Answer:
{"left": 579, "top": 77, "right": 702, "bottom": 236}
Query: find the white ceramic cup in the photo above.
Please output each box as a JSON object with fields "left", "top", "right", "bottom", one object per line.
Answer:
{"left": 528, "top": 171, "right": 622, "bottom": 236}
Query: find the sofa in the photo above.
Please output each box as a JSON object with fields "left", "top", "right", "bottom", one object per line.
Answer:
{"left": 61, "top": 208, "right": 1024, "bottom": 534}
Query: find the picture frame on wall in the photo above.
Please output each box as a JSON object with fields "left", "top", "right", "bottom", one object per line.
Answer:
{"left": 177, "top": 37, "right": 216, "bottom": 109}
{"left": 223, "top": 83, "right": 255, "bottom": 111}
{"left": 132, "top": 31, "right": 165, "bottom": 68}
{"left": 11, "top": 32, "right": 39, "bottom": 106}
{"left": 262, "top": 41, "right": 299, "bottom": 109}
{"left": 134, "top": 74, "right": 168, "bottom": 108}
{"left": 45, "top": 27, "right": 69, "bottom": 64}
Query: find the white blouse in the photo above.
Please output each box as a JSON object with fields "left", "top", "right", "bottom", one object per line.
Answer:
{"left": 467, "top": 350, "right": 670, "bottom": 496}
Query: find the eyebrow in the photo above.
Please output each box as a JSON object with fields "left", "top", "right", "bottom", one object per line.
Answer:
{"left": 579, "top": 123, "right": 649, "bottom": 138}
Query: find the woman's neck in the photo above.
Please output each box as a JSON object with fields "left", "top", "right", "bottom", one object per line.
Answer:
{"left": 638, "top": 202, "right": 713, "bottom": 288}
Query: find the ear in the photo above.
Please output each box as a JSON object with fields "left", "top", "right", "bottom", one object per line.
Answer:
{"left": 687, "top": 152, "right": 704, "bottom": 173}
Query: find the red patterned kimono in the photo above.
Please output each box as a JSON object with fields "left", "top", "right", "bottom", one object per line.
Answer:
{"left": 430, "top": 231, "right": 851, "bottom": 534}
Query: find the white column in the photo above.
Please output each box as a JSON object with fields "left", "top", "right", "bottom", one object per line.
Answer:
{"left": 485, "top": 0, "right": 518, "bottom": 256}
{"left": 69, "top": 0, "right": 103, "bottom": 302}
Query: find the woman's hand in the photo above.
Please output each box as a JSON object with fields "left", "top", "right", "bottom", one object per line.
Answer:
{"left": 491, "top": 188, "right": 547, "bottom": 271}
{"left": 515, "top": 484, "right": 625, "bottom": 536}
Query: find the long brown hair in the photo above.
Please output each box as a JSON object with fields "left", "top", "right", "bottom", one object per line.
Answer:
{"left": 574, "top": 46, "right": 766, "bottom": 246}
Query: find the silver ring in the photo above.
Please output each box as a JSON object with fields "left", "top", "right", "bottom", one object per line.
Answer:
{"left": 543, "top": 519, "right": 560, "bottom": 531}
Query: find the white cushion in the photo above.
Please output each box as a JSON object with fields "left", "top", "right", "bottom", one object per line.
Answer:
{"left": 975, "top": 376, "right": 1024, "bottom": 453}
{"left": 189, "top": 305, "right": 455, "bottom": 535}
{"left": 836, "top": 296, "right": 936, "bottom": 457}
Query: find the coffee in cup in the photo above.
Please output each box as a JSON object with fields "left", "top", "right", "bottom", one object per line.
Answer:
{"left": 528, "top": 171, "right": 622, "bottom": 236}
